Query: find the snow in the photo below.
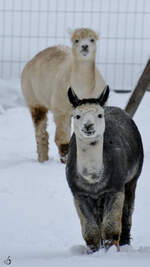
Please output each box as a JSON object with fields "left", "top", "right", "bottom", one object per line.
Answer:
{"left": 0, "top": 79, "right": 150, "bottom": 266}
{"left": 0, "top": 78, "right": 25, "bottom": 110}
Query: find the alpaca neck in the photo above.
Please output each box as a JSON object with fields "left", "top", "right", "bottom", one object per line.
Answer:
{"left": 76, "top": 137, "right": 104, "bottom": 184}
{"left": 71, "top": 56, "right": 96, "bottom": 98}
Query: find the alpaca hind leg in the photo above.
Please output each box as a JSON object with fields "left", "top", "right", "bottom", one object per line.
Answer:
{"left": 120, "top": 177, "right": 138, "bottom": 246}
{"left": 30, "top": 106, "right": 49, "bottom": 162}
{"left": 54, "top": 113, "right": 71, "bottom": 163}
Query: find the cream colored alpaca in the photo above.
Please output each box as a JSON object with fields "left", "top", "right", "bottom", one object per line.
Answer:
{"left": 21, "top": 28, "right": 105, "bottom": 163}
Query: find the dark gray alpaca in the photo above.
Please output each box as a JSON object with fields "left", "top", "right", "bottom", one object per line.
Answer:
{"left": 66, "top": 86, "right": 143, "bottom": 253}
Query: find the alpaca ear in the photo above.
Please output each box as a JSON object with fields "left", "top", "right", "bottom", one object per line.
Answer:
{"left": 67, "top": 27, "right": 74, "bottom": 37}
{"left": 94, "top": 31, "right": 99, "bottom": 40}
{"left": 98, "top": 85, "right": 110, "bottom": 106}
{"left": 68, "top": 87, "right": 80, "bottom": 108}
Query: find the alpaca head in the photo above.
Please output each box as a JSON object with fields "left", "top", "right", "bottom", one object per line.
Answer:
{"left": 70, "top": 28, "right": 99, "bottom": 60}
{"left": 68, "top": 86, "right": 109, "bottom": 143}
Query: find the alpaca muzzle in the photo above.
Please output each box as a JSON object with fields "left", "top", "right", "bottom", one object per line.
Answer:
{"left": 80, "top": 44, "right": 89, "bottom": 56}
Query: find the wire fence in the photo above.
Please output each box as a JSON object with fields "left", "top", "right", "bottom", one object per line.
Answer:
{"left": 0, "top": 0, "right": 150, "bottom": 91}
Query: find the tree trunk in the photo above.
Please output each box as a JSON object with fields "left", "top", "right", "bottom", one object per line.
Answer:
{"left": 125, "top": 59, "right": 150, "bottom": 117}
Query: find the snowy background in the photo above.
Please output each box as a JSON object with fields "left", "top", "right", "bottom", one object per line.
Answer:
{"left": 0, "top": 0, "right": 150, "bottom": 90}
{"left": 0, "top": 0, "right": 150, "bottom": 266}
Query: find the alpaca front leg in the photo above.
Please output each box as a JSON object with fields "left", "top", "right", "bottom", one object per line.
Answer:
{"left": 74, "top": 198, "right": 101, "bottom": 253}
{"left": 101, "top": 192, "right": 125, "bottom": 252}
{"left": 54, "top": 113, "right": 71, "bottom": 163}
{"left": 30, "top": 106, "right": 49, "bottom": 162}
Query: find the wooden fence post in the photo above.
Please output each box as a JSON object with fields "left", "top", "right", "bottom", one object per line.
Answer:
{"left": 125, "top": 59, "right": 150, "bottom": 117}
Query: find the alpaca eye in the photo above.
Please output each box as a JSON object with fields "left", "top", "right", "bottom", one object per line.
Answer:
{"left": 76, "top": 115, "right": 81, "bottom": 119}
{"left": 98, "top": 114, "right": 102, "bottom": 118}
{"left": 75, "top": 39, "right": 79, "bottom": 44}
{"left": 90, "top": 38, "right": 95, "bottom": 43}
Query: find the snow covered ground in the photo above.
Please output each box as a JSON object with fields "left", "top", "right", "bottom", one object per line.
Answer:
{"left": 0, "top": 79, "right": 150, "bottom": 266}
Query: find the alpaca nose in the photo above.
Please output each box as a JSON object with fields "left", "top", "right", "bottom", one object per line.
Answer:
{"left": 84, "top": 123, "right": 94, "bottom": 131}
{"left": 82, "top": 44, "right": 88, "bottom": 50}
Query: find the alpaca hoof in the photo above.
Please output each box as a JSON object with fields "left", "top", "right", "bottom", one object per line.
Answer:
{"left": 59, "top": 144, "right": 69, "bottom": 163}
{"left": 104, "top": 240, "right": 113, "bottom": 252}
{"left": 87, "top": 245, "right": 99, "bottom": 254}
{"left": 38, "top": 154, "right": 49, "bottom": 162}
{"left": 113, "top": 240, "right": 120, "bottom": 252}
{"left": 104, "top": 239, "right": 120, "bottom": 252}
{"left": 60, "top": 155, "right": 67, "bottom": 164}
